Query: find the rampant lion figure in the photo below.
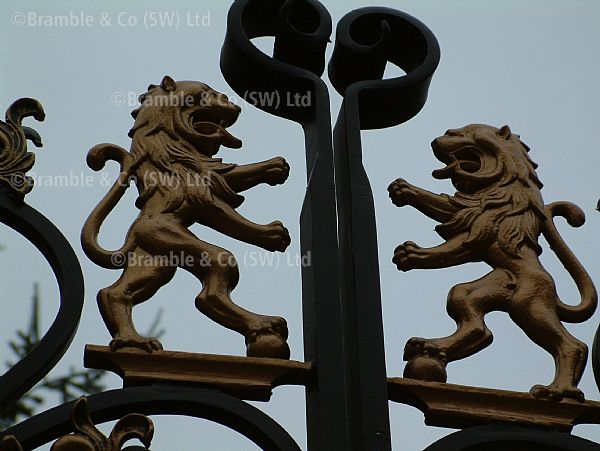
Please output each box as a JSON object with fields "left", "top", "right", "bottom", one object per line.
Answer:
{"left": 82, "top": 76, "right": 292, "bottom": 359}
{"left": 388, "top": 124, "right": 597, "bottom": 401}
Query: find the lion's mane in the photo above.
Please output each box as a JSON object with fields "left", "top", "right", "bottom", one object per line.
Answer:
{"left": 126, "top": 91, "right": 243, "bottom": 213}
{"left": 435, "top": 131, "right": 546, "bottom": 258}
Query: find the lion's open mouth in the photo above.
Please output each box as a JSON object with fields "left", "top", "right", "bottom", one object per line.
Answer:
{"left": 432, "top": 145, "right": 481, "bottom": 179}
{"left": 189, "top": 107, "right": 242, "bottom": 149}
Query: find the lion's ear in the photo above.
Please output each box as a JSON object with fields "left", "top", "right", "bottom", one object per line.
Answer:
{"left": 160, "top": 76, "right": 177, "bottom": 92}
{"left": 498, "top": 125, "right": 512, "bottom": 139}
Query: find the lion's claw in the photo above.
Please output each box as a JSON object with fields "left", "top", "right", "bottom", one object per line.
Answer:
{"left": 530, "top": 384, "right": 584, "bottom": 402}
{"left": 259, "top": 220, "right": 291, "bottom": 252}
{"left": 109, "top": 336, "right": 163, "bottom": 353}
{"left": 264, "top": 157, "right": 290, "bottom": 186}
{"left": 245, "top": 316, "right": 290, "bottom": 359}
{"left": 393, "top": 241, "right": 422, "bottom": 271}
{"left": 404, "top": 337, "right": 446, "bottom": 362}
{"left": 388, "top": 178, "right": 416, "bottom": 207}
{"left": 270, "top": 316, "right": 289, "bottom": 339}
{"left": 247, "top": 316, "right": 289, "bottom": 341}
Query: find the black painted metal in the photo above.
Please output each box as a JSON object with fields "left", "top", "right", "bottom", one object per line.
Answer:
{"left": 0, "top": 191, "right": 84, "bottom": 414}
{"left": 424, "top": 424, "right": 600, "bottom": 451}
{"left": 221, "top": 2, "right": 442, "bottom": 450}
{"left": 329, "top": 8, "right": 441, "bottom": 128}
{"left": 3, "top": 385, "right": 301, "bottom": 451}
{"left": 2, "top": 3, "right": 598, "bottom": 451}
{"left": 593, "top": 326, "right": 600, "bottom": 392}
{"left": 221, "top": 1, "right": 351, "bottom": 449}
{"left": 328, "top": 9, "right": 440, "bottom": 451}
{"left": 593, "top": 206, "right": 600, "bottom": 391}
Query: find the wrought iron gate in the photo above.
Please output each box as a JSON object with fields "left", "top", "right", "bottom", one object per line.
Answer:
{"left": 2, "top": 1, "right": 600, "bottom": 450}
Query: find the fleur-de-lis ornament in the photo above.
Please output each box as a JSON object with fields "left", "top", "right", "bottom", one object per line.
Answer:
{"left": 50, "top": 397, "right": 153, "bottom": 451}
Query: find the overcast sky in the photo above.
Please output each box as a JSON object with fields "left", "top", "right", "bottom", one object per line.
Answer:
{"left": 1, "top": 1, "right": 600, "bottom": 449}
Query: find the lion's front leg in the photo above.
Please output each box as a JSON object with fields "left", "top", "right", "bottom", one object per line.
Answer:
{"left": 223, "top": 157, "right": 290, "bottom": 192}
{"left": 388, "top": 178, "right": 458, "bottom": 223}
{"left": 393, "top": 235, "right": 477, "bottom": 271}
{"left": 200, "top": 201, "right": 291, "bottom": 252}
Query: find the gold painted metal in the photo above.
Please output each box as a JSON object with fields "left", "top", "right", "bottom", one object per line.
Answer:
{"left": 0, "top": 98, "right": 45, "bottom": 199}
{"left": 388, "top": 378, "right": 600, "bottom": 432}
{"left": 84, "top": 345, "right": 313, "bottom": 402}
{"left": 81, "top": 76, "right": 292, "bottom": 359}
{"left": 50, "top": 397, "right": 153, "bottom": 450}
{"left": 0, "top": 436, "right": 23, "bottom": 451}
{"left": 388, "top": 124, "right": 597, "bottom": 401}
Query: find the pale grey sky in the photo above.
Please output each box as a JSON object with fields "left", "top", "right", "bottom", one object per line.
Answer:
{"left": 1, "top": 1, "right": 600, "bottom": 449}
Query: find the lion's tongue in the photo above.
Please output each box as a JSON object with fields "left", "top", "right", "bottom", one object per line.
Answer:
{"left": 194, "top": 122, "right": 242, "bottom": 148}
{"left": 432, "top": 159, "right": 460, "bottom": 179}
{"left": 432, "top": 165, "right": 452, "bottom": 179}
{"left": 220, "top": 127, "right": 242, "bottom": 149}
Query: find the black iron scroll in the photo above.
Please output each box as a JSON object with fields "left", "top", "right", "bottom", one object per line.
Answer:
{"left": 3, "top": 385, "right": 301, "bottom": 451}
{"left": 221, "top": 1, "right": 439, "bottom": 449}
{"left": 0, "top": 99, "right": 85, "bottom": 414}
{"left": 329, "top": 8, "right": 440, "bottom": 450}
{"left": 425, "top": 424, "right": 600, "bottom": 451}
{"left": 221, "top": 1, "right": 349, "bottom": 449}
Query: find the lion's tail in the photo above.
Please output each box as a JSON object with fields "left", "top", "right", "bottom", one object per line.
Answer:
{"left": 543, "top": 201, "right": 597, "bottom": 323}
{"left": 81, "top": 143, "right": 135, "bottom": 269}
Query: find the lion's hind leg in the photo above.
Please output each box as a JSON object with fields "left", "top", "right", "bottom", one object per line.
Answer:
{"left": 157, "top": 225, "right": 290, "bottom": 359}
{"left": 404, "top": 268, "right": 513, "bottom": 382}
{"left": 509, "top": 280, "right": 587, "bottom": 401}
{"left": 98, "top": 248, "right": 176, "bottom": 352}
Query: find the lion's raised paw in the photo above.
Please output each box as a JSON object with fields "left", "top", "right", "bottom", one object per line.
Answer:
{"left": 393, "top": 241, "right": 424, "bottom": 272}
{"left": 388, "top": 178, "right": 416, "bottom": 207}
{"left": 263, "top": 157, "right": 290, "bottom": 186}
{"left": 259, "top": 221, "right": 291, "bottom": 252}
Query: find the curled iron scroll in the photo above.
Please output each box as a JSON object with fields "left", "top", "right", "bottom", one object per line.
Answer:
{"left": 220, "top": 0, "right": 332, "bottom": 124}
{"left": 221, "top": 1, "right": 351, "bottom": 448}
{"left": 329, "top": 7, "right": 440, "bottom": 129}
{"left": 424, "top": 424, "right": 600, "bottom": 451}
{"left": 221, "top": 2, "right": 441, "bottom": 449}
{"left": 0, "top": 99, "right": 84, "bottom": 413}
{"left": 327, "top": 7, "right": 440, "bottom": 448}
{"left": 2, "top": 385, "right": 301, "bottom": 451}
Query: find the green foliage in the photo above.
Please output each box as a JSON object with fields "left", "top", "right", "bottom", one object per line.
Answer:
{"left": 0, "top": 284, "right": 165, "bottom": 430}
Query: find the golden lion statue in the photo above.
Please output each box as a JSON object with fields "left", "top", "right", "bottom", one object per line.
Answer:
{"left": 388, "top": 124, "right": 597, "bottom": 401}
{"left": 82, "top": 76, "right": 292, "bottom": 358}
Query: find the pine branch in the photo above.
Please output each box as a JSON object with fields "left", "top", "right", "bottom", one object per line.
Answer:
{"left": 0, "top": 285, "right": 165, "bottom": 429}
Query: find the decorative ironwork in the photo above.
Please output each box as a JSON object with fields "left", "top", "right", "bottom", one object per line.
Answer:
{"left": 1, "top": 1, "right": 599, "bottom": 451}
{"left": 221, "top": 1, "right": 348, "bottom": 447}
{"left": 0, "top": 98, "right": 44, "bottom": 199}
{"left": 0, "top": 100, "right": 84, "bottom": 414}
{"left": 222, "top": 2, "right": 440, "bottom": 448}
{"left": 81, "top": 76, "right": 291, "bottom": 358}
{"left": 424, "top": 424, "right": 600, "bottom": 451}
{"left": 389, "top": 124, "right": 597, "bottom": 402}
{"left": 329, "top": 8, "right": 440, "bottom": 449}
{"left": 4, "top": 386, "right": 301, "bottom": 451}
{"left": 50, "top": 397, "right": 153, "bottom": 451}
